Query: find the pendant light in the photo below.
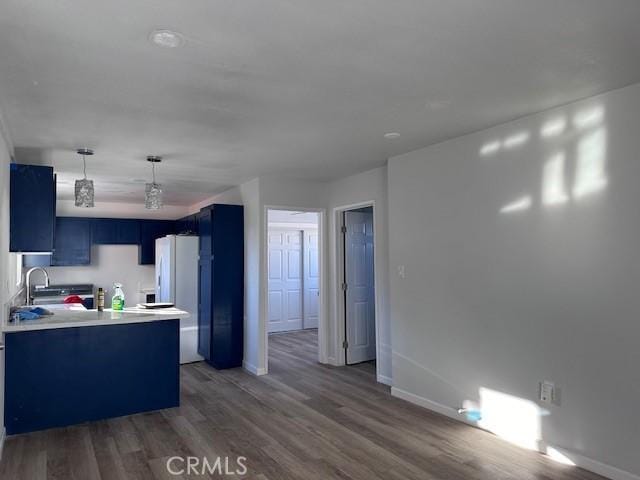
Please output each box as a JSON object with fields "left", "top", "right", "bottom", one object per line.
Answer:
{"left": 75, "top": 148, "right": 95, "bottom": 207}
{"left": 145, "top": 156, "right": 163, "bottom": 209}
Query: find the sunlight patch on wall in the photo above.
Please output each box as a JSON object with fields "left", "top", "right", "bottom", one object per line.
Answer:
{"left": 573, "top": 128, "right": 607, "bottom": 199}
{"left": 573, "top": 106, "right": 604, "bottom": 130}
{"left": 500, "top": 196, "right": 532, "bottom": 214}
{"left": 480, "top": 140, "right": 501, "bottom": 157}
{"left": 478, "top": 387, "right": 542, "bottom": 451}
{"left": 542, "top": 152, "right": 569, "bottom": 206}
{"left": 540, "top": 117, "right": 567, "bottom": 138}
{"left": 503, "top": 131, "right": 530, "bottom": 150}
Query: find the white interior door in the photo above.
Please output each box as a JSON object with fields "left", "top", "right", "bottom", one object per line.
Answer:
{"left": 344, "top": 209, "right": 376, "bottom": 364}
{"left": 303, "top": 230, "right": 319, "bottom": 328}
{"left": 268, "top": 230, "right": 303, "bottom": 333}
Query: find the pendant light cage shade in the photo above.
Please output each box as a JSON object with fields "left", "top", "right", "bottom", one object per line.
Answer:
{"left": 145, "top": 155, "right": 163, "bottom": 209}
{"left": 75, "top": 148, "right": 95, "bottom": 208}
{"left": 75, "top": 178, "right": 95, "bottom": 207}
{"left": 145, "top": 182, "right": 163, "bottom": 209}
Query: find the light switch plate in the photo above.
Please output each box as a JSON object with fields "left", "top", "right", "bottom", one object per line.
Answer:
{"left": 397, "top": 265, "right": 406, "bottom": 278}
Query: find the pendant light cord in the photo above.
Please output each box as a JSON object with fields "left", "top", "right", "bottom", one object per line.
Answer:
{"left": 82, "top": 153, "right": 87, "bottom": 179}
{"left": 152, "top": 162, "right": 156, "bottom": 184}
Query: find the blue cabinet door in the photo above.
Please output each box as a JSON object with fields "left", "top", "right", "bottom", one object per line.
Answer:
{"left": 210, "top": 204, "right": 244, "bottom": 369}
{"left": 10, "top": 164, "right": 56, "bottom": 252}
{"left": 198, "top": 208, "right": 213, "bottom": 257}
{"left": 92, "top": 218, "right": 140, "bottom": 244}
{"left": 24, "top": 217, "right": 92, "bottom": 267}
{"left": 176, "top": 214, "right": 199, "bottom": 235}
{"left": 138, "top": 220, "right": 176, "bottom": 265}
{"left": 51, "top": 217, "right": 92, "bottom": 266}
{"left": 198, "top": 255, "right": 212, "bottom": 359}
{"left": 198, "top": 204, "right": 244, "bottom": 369}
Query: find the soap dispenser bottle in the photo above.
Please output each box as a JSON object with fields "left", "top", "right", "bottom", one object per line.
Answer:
{"left": 112, "top": 283, "right": 125, "bottom": 311}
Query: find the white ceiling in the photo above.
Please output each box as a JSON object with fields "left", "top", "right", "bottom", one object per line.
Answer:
{"left": 1, "top": 0, "right": 639, "bottom": 206}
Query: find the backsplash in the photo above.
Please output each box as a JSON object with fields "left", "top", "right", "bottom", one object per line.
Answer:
{"left": 21, "top": 245, "right": 155, "bottom": 308}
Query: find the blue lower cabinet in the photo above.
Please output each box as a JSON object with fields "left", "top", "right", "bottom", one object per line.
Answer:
{"left": 4, "top": 320, "right": 180, "bottom": 435}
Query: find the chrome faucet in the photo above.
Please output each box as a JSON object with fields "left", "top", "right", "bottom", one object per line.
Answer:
{"left": 25, "top": 267, "right": 50, "bottom": 305}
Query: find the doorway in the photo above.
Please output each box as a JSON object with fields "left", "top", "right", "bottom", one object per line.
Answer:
{"left": 266, "top": 209, "right": 321, "bottom": 370}
{"left": 342, "top": 206, "right": 376, "bottom": 365}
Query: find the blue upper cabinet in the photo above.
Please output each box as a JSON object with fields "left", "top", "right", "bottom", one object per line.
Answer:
{"left": 198, "top": 208, "right": 213, "bottom": 257}
{"left": 51, "top": 217, "right": 92, "bottom": 266}
{"left": 10, "top": 164, "right": 56, "bottom": 252}
{"left": 176, "top": 214, "right": 199, "bottom": 235}
{"left": 24, "top": 217, "right": 92, "bottom": 267}
{"left": 138, "top": 220, "right": 176, "bottom": 265}
{"left": 92, "top": 218, "right": 140, "bottom": 245}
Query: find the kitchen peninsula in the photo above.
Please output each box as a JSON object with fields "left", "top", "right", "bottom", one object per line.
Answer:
{"left": 3, "top": 307, "right": 188, "bottom": 434}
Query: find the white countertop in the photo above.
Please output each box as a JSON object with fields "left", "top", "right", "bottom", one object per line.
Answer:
{"left": 3, "top": 307, "right": 189, "bottom": 332}
{"left": 31, "top": 303, "right": 88, "bottom": 311}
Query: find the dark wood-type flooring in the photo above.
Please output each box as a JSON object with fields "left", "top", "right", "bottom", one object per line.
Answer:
{"left": 0, "top": 329, "right": 605, "bottom": 479}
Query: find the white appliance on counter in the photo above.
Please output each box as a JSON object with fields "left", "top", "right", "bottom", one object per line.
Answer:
{"left": 156, "top": 235, "right": 203, "bottom": 364}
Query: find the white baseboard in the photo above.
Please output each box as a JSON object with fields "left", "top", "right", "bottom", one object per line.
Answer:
{"left": 377, "top": 374, "right": 393, "bottom": 386}
{"left": 243, "top": 361, "right": 267, "bottom": 376}
{"left": 554, "top": 448, "right": 640, "bottom": 480}
{"left": 327, "top": 356, "right": 342, "bottom": 367}
{"left": 390, "top": 387, "right": 639, "bottom": 480}
{"left": 391, "top": 387, "right": 472, "bottom": 424}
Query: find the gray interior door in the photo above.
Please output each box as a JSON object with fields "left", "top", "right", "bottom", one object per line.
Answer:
{"left": 344, "top": 208, "right": 376, "bottom": 364}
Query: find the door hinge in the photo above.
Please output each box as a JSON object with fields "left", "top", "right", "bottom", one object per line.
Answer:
{"left": 341, "top": 225, "right": 347, "bottom": 234}
{"left": 342, "top": 340, "right": 348, "bottom": 349}
{"left": 341, "top": 282, "right": 348, "bottom": 291}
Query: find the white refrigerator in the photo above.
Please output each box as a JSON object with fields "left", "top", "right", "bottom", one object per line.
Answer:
{"left": 156, "top": 235, "right": 203, "bottom": 364}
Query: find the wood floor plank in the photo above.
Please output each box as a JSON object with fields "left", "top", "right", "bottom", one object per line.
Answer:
{"left": 0, "top": 329, "right": 608, "bottom": 480}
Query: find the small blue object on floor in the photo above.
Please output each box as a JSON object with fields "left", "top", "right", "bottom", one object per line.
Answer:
{"left": 466, "top": 410, "right": 483, "bottom": 422}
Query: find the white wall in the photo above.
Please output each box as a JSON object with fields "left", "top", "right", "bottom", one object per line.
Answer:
{"left": 388, "top": 82, "right": 640, "bottom": 479}
{"left": 0, "top": 113, "right": 16, "bottom": 451}
{"left": 42, "top": 245, "right": 155, "bottom": 308}
{"left": 326, "top": 166, "right": 391, "bottom": 384}
{"left": 268, "top": 209, "right": 319, "bottom": 227}
{"left": 206, "top": 171, "right": 391, "bottom": 380}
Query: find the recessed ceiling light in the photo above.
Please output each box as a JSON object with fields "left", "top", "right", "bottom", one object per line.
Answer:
{"left": 149, "top": 29, "right": 184, "bottom": 48}
{"left": 384, "top": 132, "right": 400, "bottom": 140}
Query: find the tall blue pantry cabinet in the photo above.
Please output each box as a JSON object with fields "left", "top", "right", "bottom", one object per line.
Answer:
{"left": 198, "top": 204, "right": 244, "bottom": 369}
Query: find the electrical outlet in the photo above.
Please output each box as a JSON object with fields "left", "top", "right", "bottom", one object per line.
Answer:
{"left": 540, "top": 381, "right": 555, "bottom": 404}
